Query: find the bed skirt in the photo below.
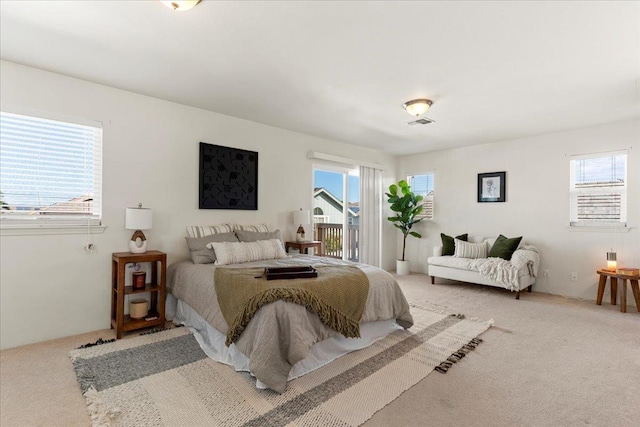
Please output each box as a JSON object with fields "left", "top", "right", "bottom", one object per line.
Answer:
{"left": 167, "top": 294, "right": 402, "bottom": 389}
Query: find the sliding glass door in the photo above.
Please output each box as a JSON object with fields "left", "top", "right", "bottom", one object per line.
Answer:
{"left": 312, "top": 167, "right": 360, "bottom": 261}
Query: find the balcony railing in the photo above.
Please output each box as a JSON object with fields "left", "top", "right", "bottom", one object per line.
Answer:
{"left": 314, "top": 223, "right": 359, "bottom": 262}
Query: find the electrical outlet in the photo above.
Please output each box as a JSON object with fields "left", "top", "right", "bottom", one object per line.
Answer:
{"left": 571, "top": 272, "right": 578, "bottom": 281}
{"left": 543, "top": 269, "right": 550, "bottom": 278}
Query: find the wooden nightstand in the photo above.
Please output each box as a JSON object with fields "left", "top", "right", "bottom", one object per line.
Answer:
{"left": 111, "top": 251, "right": 166, "bottom": 338}
{"left": 285, "top": 241, "right": 323, "bottom": 256}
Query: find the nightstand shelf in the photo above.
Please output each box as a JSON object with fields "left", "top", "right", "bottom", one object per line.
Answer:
{"left": 122, "top": 284, "right": 163, "bottom": 294}
{"left": 114, "top": 312, "right": 162, "bottom": 333}
{"left": 111, "top": 250, "right": 166, "bottom": 339}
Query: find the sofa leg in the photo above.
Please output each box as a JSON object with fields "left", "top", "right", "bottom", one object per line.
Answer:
{"left": 515, "top": 291, "right": 520, "bottom": 300}
{"left": 431, "top": 276, "right": 435, "bottom": 284}
{"left": 527, "top": 285, "right": 533, "bottom": 293}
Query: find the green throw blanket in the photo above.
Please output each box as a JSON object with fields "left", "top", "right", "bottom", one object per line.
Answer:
{"left": 215, "top": 265, "right": 370, "bottom": 346}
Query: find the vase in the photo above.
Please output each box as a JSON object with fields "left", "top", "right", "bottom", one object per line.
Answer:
{"left": 396, "top": 260, "right": 410, "bottom": 275}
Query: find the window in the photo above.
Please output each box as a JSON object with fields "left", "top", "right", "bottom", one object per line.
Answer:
{"left": 407, "top": 173, "right": 434, "bottom": 220}
{"left": 569, "top": 150, "right": 627, "bottom": 227}
{"left": 0, "top": 109, "right": 102, "bottom": 228}
{"left": 313, "top": 207, "right": 329, "bottom": 224}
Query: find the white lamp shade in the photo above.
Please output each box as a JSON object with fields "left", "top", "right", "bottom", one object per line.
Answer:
{"left": 293, "top": 209, "right": 311, "bottom": 225}
{"left": 125, "top": 207, "right": 153, "bottom": 230}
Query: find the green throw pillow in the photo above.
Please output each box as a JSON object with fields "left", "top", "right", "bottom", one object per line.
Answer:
{"left": 441, "top": 233, "right": 468, "bottom": 256}
{"left": 488, "top": 235, "right": 523, "bottom": 260}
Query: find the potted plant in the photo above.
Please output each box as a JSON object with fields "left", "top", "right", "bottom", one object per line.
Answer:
{"left": 386, "top": 180, "right": 424, "bottom": 275}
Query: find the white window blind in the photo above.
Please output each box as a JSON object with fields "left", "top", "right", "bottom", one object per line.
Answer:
{"left": 407, "top": 173, "right": 434, "bottom": 220}
{"left": 569, "top": 150, "right": 627, "bottom": 227}
{"left": 0, "top": 110, "right": 102, "bottom": 227}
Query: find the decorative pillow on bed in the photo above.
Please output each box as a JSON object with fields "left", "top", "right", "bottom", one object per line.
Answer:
{"left": 233, "top": 224, "right": 269, "bottom": 232}
{"left": 488, "top": 234, "right": 523, "bottom": 260}
{"left": 454, "top": 239, "right": 488, "bottom": 259}
{"left": 235, "top": 229, "right": 282, "bottom": 243}
{"left": 186, "top": 224, "right": 233, "bottom": 238}
{"left": 207, "top": 239, "right": 287, "bottom": 265}
{"left": 185, "top": 232, "right": 239, "bottom": 264}
{"left": 441, "top": 233, "right": 468, "bottom": 256}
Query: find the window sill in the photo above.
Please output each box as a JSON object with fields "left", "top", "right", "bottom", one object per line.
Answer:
{"left": 0, "top": 224, "right": 107, "bottom": 236}
{"left": 567, "top": 226, "right": 631, "bottom": 233}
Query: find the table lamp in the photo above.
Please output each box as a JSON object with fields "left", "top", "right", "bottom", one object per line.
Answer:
{"left": 125, "top": 203, "right": 153, "bottom": 253}
{"left": 293, "top": 208, "right": 311, "bottom": 242}
{"left": 606, "top": 252, "right": 617, "bottom": 272}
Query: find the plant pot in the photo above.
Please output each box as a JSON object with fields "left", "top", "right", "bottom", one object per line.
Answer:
{"left": 396, "top": 260, "right": 410, "bottom": 276}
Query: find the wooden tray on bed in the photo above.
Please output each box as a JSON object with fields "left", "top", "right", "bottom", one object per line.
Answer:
{"left": 264, "top": 266, "right": 317, "bottom": 280}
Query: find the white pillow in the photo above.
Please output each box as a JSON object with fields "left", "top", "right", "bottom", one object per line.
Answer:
{"left": 454, "top": 239, "right": 488, "bottom": 259}
{"left": 207, "top": 239, "right": 287, "bottom": 265}
{"left": 233, "top": 223, "right": 270, "bottom": 232}
{"left": 186, "top": 223, "right": 233, "bottom": 238}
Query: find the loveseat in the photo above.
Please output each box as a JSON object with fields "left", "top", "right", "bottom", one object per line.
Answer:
{"left": 427, "top": 234, "right": 539, "bottom": 299}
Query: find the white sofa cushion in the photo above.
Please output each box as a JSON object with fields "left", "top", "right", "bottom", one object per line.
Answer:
{"left": 454, "top": 239, "right": 488, "bottom": 259}
{"left": 428, "top": 256, "right": 481, "bottom": 271}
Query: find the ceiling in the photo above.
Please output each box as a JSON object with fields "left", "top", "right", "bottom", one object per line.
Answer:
{"left": 1, "top": 1, "right": 639, "bottom": 156}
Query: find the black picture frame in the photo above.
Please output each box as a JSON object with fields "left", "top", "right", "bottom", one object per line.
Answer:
{"left": 477, "top": 171, "right": 506, "bottom": 203}
{"left": 199, "top": 142, "right": 258, "bottom": 210}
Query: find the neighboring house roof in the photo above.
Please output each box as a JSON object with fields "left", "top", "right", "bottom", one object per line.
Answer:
{"left": 37, "top": 195, "right": 93, "bottom": 215}
{"left": 313, "top": 188, "right": 359, "bottom": 217}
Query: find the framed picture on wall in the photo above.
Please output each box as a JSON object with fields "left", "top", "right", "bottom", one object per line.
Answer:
{"left": 199, "top": 142, "right": 258, "bottom": 210}
{"left": 477, "top": 171, "right": 506, "bottom": 203}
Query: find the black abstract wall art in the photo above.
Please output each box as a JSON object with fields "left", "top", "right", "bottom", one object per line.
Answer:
{"left": 199, "top": 142, "right": 258, "bottom": 210}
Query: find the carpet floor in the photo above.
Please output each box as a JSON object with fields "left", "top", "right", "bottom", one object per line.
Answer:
{"left": 1, "top": 274, "right": 639, "bottom": 427}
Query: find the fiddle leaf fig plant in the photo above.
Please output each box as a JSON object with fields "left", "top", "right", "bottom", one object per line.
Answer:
{"left": 386, "top": 180, "right": 424, "bottom": 262}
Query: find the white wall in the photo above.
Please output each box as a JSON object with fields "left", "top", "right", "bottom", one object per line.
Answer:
{"left": 0, "top": 61, "right": 397, "bottom": 349}
{"left": 397, "top": 120, "right": 640, "bottom": 302}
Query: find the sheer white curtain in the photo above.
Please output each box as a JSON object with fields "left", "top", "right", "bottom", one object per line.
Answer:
{"left": 359, "top": 166, "right": 382, "bottom": 267}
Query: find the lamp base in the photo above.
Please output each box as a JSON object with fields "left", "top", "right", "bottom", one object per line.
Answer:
{"left": 296, "top": 225, "right": 306, "bottom": 242}
{"left": 129, "top": 230, "right": 148, "bottom": 254}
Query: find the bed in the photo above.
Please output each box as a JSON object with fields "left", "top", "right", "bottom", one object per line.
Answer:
{"left": 167, "top": 252, "right": 413, "bottom": 393}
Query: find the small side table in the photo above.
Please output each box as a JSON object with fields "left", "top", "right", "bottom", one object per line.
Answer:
{"left": 112, "top": 251, "right": 167, "bottom": 338}
{"left": 285, "top": 241, "right": 323, "bottom": 256}
{"left": 596, "top": 269, "right": 640, "bottom": 313}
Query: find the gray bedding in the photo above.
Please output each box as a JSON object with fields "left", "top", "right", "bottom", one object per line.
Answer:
{"left": 167, "top": 255, "right": 413, "bottom": 393}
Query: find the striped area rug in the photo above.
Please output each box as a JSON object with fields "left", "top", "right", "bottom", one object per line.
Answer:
{"left": 70, "top": 305, "right": 492, "bottom": 427}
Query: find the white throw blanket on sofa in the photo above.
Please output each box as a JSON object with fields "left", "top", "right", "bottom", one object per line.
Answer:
{"left": 469, "top": 246, "right": 540, "bottom": 291}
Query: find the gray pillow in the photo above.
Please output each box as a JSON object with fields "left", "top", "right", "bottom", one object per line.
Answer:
{"left": 185, "top": 232, "right": 239, "bottom": 264}
{"left": 235, "top": 229, "right": 282, "bottom": 243}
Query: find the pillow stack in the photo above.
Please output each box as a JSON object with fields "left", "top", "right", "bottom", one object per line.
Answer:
{"left": 440, "top": 232, "right": 523, "bottom": 260}
{"left": 185, "top": 232, "right": 239, "bottom": 264}
{"left": 185, "top": 223, "right": 284, "bottom": 264}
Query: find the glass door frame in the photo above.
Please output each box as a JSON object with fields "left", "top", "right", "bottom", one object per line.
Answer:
{"left": 312, "top": 163, "right": 359, "bottom": 261}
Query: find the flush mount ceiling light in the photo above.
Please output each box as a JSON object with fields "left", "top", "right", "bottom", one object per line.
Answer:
{"left": 161, "top": 0, "right": 201, "bottom": 11}
{"left": 402, "top": 99, "right": 433, "bottom": 117}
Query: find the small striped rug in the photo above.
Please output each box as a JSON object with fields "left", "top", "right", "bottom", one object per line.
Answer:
{"left": 70, "top": 305, "right": 491, "bottom": 427}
